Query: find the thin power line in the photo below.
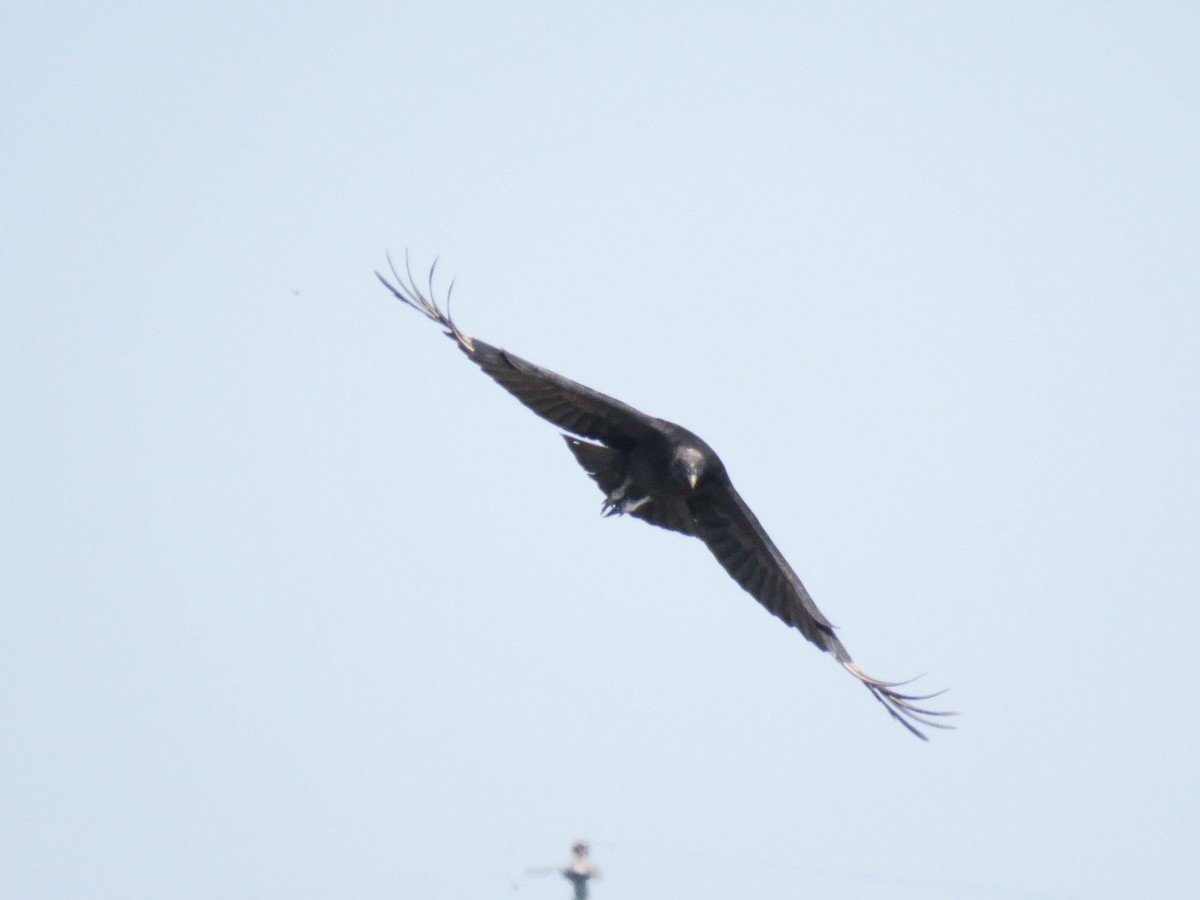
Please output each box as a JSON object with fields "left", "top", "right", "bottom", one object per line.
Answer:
{"left": 589, "top": 839, "right": 1079, "bottom": 900}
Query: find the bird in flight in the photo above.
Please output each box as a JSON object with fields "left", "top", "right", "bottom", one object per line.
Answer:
{"left": 377, "top": 257, "right": 954, "bottom": 740}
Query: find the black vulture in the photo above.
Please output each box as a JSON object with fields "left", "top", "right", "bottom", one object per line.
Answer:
{"left": 377, "top": 257, "right": 954, "bottom": 740}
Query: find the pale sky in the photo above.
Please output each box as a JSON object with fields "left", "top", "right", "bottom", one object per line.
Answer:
{"left": 2, "top": 3, "right": 1198, "bottom": 898}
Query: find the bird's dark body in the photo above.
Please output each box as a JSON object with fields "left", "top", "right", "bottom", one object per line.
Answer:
{"left": 566, "top": 421, "right": 715, "bottom": 537}
{"left": 377, "top": 259, "right": 953, "bottom": 739}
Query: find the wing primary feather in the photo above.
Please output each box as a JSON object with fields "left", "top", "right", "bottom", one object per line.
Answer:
{"left": 377, "top": 251, "right": 475, "bottom": 352}
{"left": 839, "top": 659, "right": 957, "bottom": 740}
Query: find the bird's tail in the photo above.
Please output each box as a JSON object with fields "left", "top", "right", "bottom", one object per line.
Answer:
{"left": 562, "top": 436, "right": 628, "bottom": 495}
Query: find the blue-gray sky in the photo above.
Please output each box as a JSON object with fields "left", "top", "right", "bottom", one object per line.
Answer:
{"left": 3, "top": 3, "right": 1198, "bottom": 898}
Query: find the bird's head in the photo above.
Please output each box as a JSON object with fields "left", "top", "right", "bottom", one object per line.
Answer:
{"left": 671, "top": 446, "right": 706, "bottom": 491}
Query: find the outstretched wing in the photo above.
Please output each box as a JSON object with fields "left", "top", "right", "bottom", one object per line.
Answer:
{"left": 377, "top": 257, "right": 655, "bottom": 449}
{"left": 687, "top": 480, "right": 955, "bottom": 740}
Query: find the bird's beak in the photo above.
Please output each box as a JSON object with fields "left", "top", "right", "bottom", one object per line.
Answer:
{"left": 686, "top": 472, "right": 700, "bottom": 490}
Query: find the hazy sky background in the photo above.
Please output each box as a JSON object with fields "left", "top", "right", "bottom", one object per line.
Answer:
{"left": 3, "top": 3, "right": 1198, "bottom": 898}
